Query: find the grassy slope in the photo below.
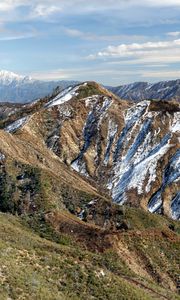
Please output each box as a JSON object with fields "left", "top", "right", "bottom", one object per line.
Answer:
{"left": 0, "top": 212, "right": 179, "bottom": 300}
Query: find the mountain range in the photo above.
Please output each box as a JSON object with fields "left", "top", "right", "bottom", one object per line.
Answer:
{"left": 0, "top": 70, "right": 179, "bottom": 103}
{"left": 0, "top": 80, "right": 179, "bottom": 299}
{"left": 108, "top": 80, "right": 180, "bottom": 102}
{"left": 0, "top": 70, "right": 78, "bottom": 103}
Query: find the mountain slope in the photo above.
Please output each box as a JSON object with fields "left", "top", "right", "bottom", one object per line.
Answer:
{"left": 0, "top": 211, "right": 180, "bottom": 300}
{"left": 108, "top": 79, "right": 180, "bottom": 102}
{"left": 0, "top": 81, "right": 179, "bottom": 220}
{"left": 0, "top": 81, "right": 180, "bottom": 298}
{"left": 0, "top": 70, "right": 78, "bottom": 103}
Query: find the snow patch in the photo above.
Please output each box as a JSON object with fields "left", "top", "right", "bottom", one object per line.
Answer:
{"left": 0, "top": 153, "right": 5, "bottom": 161}
{"left": 71, "top": 160, "right": 88, "bottom": 177}
{"left": 58, "top": 105, "right": 72, "bottom": 118}
{"left": 170, "top": 112, "right": 180, "bottom": 133}
{"left": 124, "top": 100, "right": 150, "bottom": 123}
{"left": 148, "top": 192, "right": 162, "bottom": 213}
{"left": 171, "top": 192, "right": 180, "bottom": 220}
{"left": 46, "top": 82, "right": 88, "bottom": 108}
{"left": 85, "top": 95, "right": 99, "bottom": 107}
{"left": 111, "top": 124, "right": 172, "bottom": 203}
{"left": 5, "top": 116, "right": 29, "bottom": 133}
{"left": 104, "top": 119, "right": 118, "bottom": 165}
{"left": 129, "top": 140, "right": 172, "bottom": 194}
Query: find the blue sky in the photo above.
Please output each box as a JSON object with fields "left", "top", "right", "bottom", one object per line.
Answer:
{"left": 0, "top": 0, "right": 180, "bottom": 85}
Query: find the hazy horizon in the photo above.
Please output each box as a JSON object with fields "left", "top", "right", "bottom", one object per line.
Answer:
{"left": 1, "top": 69, "right": 180, "bottom": 88}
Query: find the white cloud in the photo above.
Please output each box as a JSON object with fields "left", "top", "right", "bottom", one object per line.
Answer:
{"left": 33, "top": 4, "right": 61, "bottom": 17}
{"left": 0, "top": 24, "right": 38, "bottom": 41}
{"left": 1, "top": 0, "right": 180, "bottom": 14}
{"left": 89, "top": 39, "right": 180, "bottom": 67}
{"left": 0, "top": 1, "right": 179, "bottom": 27}
{"left": 29, "top": 67, "right": 180, "bottom": 85}
{"left": 30, "top": 69, "right": 70, "bottom": 80}
{"left": 65, "top": 28, "right": 83, "bottom": 38}
{"left": 93, "top": 39, "right": 180, "bottom": 58}
{"left": 0, "top": 0, "right": 28, "bottom": 12}
{"left": 0, "top": 34, "right": 35, "bottom": 41}
{"left": 142, "top": 0, "right": 180, "bottom": 6}
{"left": 167, "top": 31, "right": 180, "bottom": 37}
{"left": 141, "top": 70, "right": 180, "bottom": 78}
{"left": 64, "top": 28, "right": 147, "bottom": 42}
{"left": 44, "top": 0, "right": 180, "bottom": 9}
{"left": 30, "top": 67, "right": 140, "bottom": 81}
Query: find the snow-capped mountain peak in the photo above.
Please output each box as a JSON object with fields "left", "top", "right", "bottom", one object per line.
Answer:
{"left": 0, "top": 70, "right": 32, "bottom": 85}
{"left": 0, "top": 70, "right": 79, "bottom": 103}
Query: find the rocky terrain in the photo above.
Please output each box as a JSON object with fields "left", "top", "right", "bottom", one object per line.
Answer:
{"left": 0, "top": 81, "right": 179, "bottom": 299}
{"left": 108, "top": 79, "right": 180, "bottom": 102}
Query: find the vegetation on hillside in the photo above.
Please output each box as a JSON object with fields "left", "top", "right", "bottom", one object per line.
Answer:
{"left": 0, "top": 212, "right": 180, "bottom": 300}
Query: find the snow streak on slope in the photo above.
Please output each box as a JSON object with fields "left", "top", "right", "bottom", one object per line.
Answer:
{"left": 46, "top": 83, "right": 87, "bottom": 108}
{"left": 113, "top": 101, "right": 149, "bottom": 162}
{"left": 108, "top": 101, "right": 179, "bottom": 209}
{"left": 170, "top": 112, "right": 180, "bottom": 133}
{"left": 148, "top": 149, "right": 180, "bottom": 215}
{"left": 5, "top": 116, "right": 30, "bottom": 133}
{"left": 71, "top": 96, "right": 113, "bottom": 175}
{"left": 111, "top": 132, "right": 172, "bottom": 204}
{"left": 0, "top": 153, "right": 5, "bottom": 161}
{"left": 104, "top": 120, "right": 118, "bottom": 166}
{"left": 64, "top": 94, "right": 179, "bottom": 218}
{"left": 171, "top": 191, "right": 180, "bottom": 220}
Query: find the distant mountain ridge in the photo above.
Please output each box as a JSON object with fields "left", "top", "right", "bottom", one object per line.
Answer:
{"left": 1, "top": 70, "right": 180, "bottom": 103}
{"left": 0, "top": 70, "right": 79, "bottom": 103}
{"left": 108, "top": 79, "right": 180, "bottom": 102}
